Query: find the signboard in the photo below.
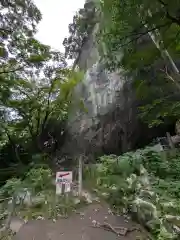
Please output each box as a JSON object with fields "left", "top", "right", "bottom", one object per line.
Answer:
{"left": 56, "top": 171, "right": 73, "bottom": 195}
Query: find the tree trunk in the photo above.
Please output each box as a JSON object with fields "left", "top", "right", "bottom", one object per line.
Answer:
{"left": 78, "top": 156, "right": 83, "bottom": 197}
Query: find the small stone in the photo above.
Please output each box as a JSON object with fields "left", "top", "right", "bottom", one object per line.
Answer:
{"left": 92, "top": 220, "right": 97, "bottom": 226}
{"left": 36, "top": 216, "right": 44, "bottom": 220}
{"left": 108, "top": 209, "right": 113, "bottom": 215}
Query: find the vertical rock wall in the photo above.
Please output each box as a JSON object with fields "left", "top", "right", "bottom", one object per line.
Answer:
{"left": 58, "top": 17, "right": 139, "bottom": 164}
{"left": 57, "top": 1, "right": 175, "bottom": 166}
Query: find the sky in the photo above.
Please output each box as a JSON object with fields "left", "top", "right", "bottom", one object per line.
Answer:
{"left": 34, "top": 0, "right": 85, "bottom": 52}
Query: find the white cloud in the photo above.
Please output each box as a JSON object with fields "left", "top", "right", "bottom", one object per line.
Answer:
{"left": 34, "top": 0, "right": 85, "bottom": 52}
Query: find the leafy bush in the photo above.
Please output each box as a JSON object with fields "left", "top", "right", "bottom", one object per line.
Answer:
{"left": 0, "top": 166, "right": 82, "bottom": 224}
{"left": 0, "top": 178, "right": 23, "bottom": 197}
{"left": 142, "top": 149, "right": 180, "bottom": 180}
{"left": 85, "top": 147, "right": 180, "bottom": 239}
{"left": 25, "top": 167, "right": 53, "bottom": 192}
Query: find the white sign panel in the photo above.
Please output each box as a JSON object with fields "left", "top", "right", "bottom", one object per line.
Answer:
{"left": 56, "top": 171, "right": 73, "bottom": 195}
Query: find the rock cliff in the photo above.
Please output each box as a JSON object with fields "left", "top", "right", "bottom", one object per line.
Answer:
{"left": 57, "top": 0, "right": 175, "bottom": 165}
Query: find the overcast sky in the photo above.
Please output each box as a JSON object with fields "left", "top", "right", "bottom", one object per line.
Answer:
{"left": 34, "top": 0, "right": 85, "bottom": 52}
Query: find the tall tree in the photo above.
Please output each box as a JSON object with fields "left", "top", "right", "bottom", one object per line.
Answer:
{"left": 0, "top": 0, "right": 84, "bottom": 183}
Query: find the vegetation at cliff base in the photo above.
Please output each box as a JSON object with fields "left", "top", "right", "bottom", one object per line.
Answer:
{"left": 85, "top": 148, "right": 180, "bottom": 239}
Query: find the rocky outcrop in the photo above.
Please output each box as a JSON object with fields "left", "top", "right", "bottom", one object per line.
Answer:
{"left": 57, "top": 1, "right": 175, "bottom": 165}
{"left": 59, "top": 41, "right": 137, "bottom": 161}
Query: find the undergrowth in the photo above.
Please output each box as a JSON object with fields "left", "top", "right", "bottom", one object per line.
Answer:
{"left": 84, "top": 147, "right": 180, "bottom": 240}
{"left": 0, "top": 164, "right": 82, "bottom": 235}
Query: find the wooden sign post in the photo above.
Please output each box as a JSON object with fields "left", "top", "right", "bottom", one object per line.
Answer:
{"left": 56, "top": 171, "right": 73, "bottom": 195}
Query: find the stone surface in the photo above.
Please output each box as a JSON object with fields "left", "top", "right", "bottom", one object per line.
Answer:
{"left": 15, "top": 189, "right": 46, "bottom": 207}
{"left": 13, "top": 204, "right": 149, "bottom": 240}
{"left": 59, "top": 24, "right": 137, "bottom": 160}
{"left": 10, "top": 217, "right": 25, "bottom": 233}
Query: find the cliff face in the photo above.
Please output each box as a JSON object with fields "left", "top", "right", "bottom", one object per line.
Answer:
{"left": 58, "top": 21, "right": 136, "bottom": 163}
{"left": 57, "top": 2, "right": 174, "bottom": 165}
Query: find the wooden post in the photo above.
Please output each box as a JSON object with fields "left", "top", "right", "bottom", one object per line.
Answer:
{"left": 166, "top": 132, "right": 176, "bottom": 156}
{"left": 78, "top": 155, "right": 83, "bottom": 197}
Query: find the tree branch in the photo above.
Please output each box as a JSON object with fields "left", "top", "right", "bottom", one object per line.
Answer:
{"left": 166, "top": 12, "right": 180, "bottom": 26}
{"left": 111, "top": 22, "right": 170, "bottom": 49}
{"left": 157, "top": 0, "right": 180, "bottom": 26}
{"left": 0, "top": 66, "right": 24, "bottom": 75}
{"left": 105, "top": 21, "right": 172, "bottom": 51}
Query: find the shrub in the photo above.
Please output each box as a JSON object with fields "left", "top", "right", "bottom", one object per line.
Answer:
{"left": 25, "top": 167, "right": 53, "bottom": 192}
{"left": 0, "top": 178, "right": 23, "bottom": 197}
{"left": 85, "top": 147, "right": 180, "bottom": 239}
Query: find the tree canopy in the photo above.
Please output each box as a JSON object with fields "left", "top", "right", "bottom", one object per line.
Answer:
{"left": 96, "top": 0, "right": 180, "bottom": 127}
{"left": 0, "top": 0, "right": 83, "bottom": 184}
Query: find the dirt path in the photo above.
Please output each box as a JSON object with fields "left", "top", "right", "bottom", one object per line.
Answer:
{"left": 13, "top": 203, "right": 150, "bottom": 240}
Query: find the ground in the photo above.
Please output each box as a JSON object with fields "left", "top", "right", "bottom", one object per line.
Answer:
{"left": 12, "top": 203, "right": 150, "bottom": 240}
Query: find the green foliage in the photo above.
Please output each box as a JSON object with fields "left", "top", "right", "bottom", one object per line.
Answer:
{"left": 0, "top": 66, "right": 82, "bottom": 185}
{"left": 0, "top": 0, "right": 85, "bottom": 185}
{"left": 0, "top": 178, "right": 22, "bottom": 197}
{"left": 99, "top": 0, "right": 180, "bottom": 69}
{"left": 97, "top": 0, "right": 180, "bottom": 127}
{"left": 0, "top": 167, "right": 52, "bottom": 197}
{"left": 85, "top": 147, "right": 180, "bottom": 239}
{"left": 0, "top": 166, "right": 84, "bottom": 226}
{"left": 25, "top": 167, "right": 52, "bottom": 192}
